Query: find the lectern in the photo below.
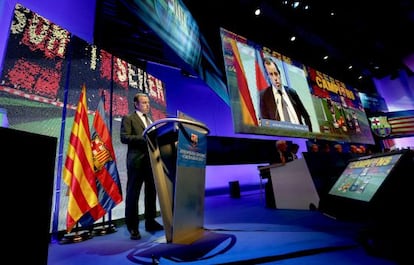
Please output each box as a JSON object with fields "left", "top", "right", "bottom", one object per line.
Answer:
{"left": 143, "top": 118, "right": 209, "bottom": 244}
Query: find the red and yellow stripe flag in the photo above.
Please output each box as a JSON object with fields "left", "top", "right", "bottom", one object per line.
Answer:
{"left": 63, "top": 84, "right": 98, "bottom": 233}
{"left": 230, "top": 39, "right": 258, "bottom": 126}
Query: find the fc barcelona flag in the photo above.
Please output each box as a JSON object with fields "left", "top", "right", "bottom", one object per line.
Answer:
{"left": 79, "top": 92, "right": 123, "bottom": 226}
{"left": 255, "top": 49, "right": 269, "bottom": 92}
{"left": 369, "top": 110, "right": 414, "bottom": 138}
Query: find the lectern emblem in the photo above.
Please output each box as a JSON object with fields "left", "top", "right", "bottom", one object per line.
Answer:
{"left": 91, "top": 135, "right": 112, "bottom": 171}
{"left": 190, "top": 133, "right": 198, "bottom": 147}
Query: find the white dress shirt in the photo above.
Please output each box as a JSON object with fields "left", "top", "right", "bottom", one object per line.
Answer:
{"left": 136, "top": 111, "right": 151, "bottom": 127}
{"left": 272, "top": 86, "right": 299, "bottom": 124}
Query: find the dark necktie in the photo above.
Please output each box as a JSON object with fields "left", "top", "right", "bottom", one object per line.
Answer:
{"left": 143, "top": 113, "right": 151, "bottom": 127}
{"left": 277, "top": 90, "right": 290, "bottom": 122}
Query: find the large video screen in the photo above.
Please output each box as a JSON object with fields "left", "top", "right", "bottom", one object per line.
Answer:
{"left": 220, "top": 28, "right": 375, "bottom": 144}
{"left": 0, "top": 4, "right": 167, "bottom": 232}
{"left": 328, "top": 153, "right": 403, "bottom": 202}
{"left": 126, "top": 0, "right": 229, "bottom": 104}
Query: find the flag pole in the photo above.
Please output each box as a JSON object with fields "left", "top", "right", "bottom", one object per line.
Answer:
{"left": 106, "top": 210, "right": 117, "bottom": 233}
{"left": 105, "top": 58, "right": 120, "bottom": 235}
{"left": 92, "top": 213, "right": 117, "bottom": 236}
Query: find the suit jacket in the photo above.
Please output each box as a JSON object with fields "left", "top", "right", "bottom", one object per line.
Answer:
{"left": 259, "top": 85, "right": 312, "bottom": 132}
{"left": 269, "top": 149, "right": 294, "bottom": 164}
{"left": 120, "top": 112, "right": 149, "bottom": 168}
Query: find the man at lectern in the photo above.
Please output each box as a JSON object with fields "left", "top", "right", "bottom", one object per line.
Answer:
{"left": 265, "top": 140, "right": 295, "bottom": 208}
{"left": 120, "top": 92, "right": 163, "bottom": 240}
{"left": 270, "top": 140, "right": 294, "bottom": 164}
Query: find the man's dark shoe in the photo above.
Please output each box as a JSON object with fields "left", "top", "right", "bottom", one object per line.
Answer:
{"left": 129, "top": 229, "right": 141, "bottom": 240}
{"left": 145, "top": 220, "right": 163, "bottom": 232}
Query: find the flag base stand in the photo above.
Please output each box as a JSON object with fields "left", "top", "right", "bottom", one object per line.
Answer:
{"left": 92, "top": 223, "right": 117, "bottom": 236}
{"left": 58, "top": 230, "right": 93, "bottom": 244}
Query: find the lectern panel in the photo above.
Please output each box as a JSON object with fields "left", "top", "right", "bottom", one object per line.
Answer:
{"left": 144, "top": 118, "right": 209, "bottom": 244}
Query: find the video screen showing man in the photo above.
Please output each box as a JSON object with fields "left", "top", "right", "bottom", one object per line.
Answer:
{"left": 259, "top": 57, "right": 312, "bottom": 132}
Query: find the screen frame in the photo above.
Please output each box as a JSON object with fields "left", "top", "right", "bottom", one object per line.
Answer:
{"left": 220, "top": 27, "right": 375, "bottom": 144}
{"left": 320, "top": 149, "right": 413, "bottom": 221}
{"left": 328, "top": 152, "right": 403, "bottom": 202}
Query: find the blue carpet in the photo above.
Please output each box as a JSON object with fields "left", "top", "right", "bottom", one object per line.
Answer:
{"left": 47, "top": 192, "right": 399, "bottom": 265}
{"left": 153, "top": 223, "right": 357, "bottom": 264}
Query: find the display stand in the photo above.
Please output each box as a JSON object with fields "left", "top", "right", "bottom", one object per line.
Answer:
{"left": 143, "top": 118, "right": 209, "bottom": 244}
{"left": 92, "top": 215, "right": 117, "bottom": 236}
{"left": 58, "top": 227, "right": 93, "bottom": 244}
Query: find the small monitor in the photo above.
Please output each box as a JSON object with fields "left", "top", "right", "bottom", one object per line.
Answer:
{"left": 328, "top": 153, "right": 403, "bottom": 202}
{"left": 321, "top": 149, "right": 413, "bottom": 221}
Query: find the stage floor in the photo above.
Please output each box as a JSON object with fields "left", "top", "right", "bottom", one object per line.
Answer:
{"left": 48, "top": 190, "right": 400, "bottom": 265}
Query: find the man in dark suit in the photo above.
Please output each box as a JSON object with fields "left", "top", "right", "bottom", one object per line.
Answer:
{"left": 120, "top": 92, "right": 163, "bottom": 240}
{"left": 270, "top": 140, "right": 295, "bottom": 165}
{"left": 259, "top": 57, "right": 312, "bottom": 132}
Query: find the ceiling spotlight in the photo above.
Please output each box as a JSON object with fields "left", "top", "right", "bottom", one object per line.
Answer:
{"left": 290, "top": 36, "right": 296, "bottom": 42}
{"left": 254, "top": 8, "right": 261, "bottom": 16}
{"left": 323, "top": 55, "right": 329, "bottom": 60}
{"left": 348, "top": 65, "right": 353, "bottom": 70}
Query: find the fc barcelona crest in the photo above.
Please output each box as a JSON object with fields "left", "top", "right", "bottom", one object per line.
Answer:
{"left": 91, "top": 135, "right": 113, "bottom": 171}
{"left": 190, "top": 133, "right": 198, "bottom": 147}
{"left": 369, "top": 116, "right": 391, "bottom": 137}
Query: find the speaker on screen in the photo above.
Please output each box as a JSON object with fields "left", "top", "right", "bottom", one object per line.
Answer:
{"left": 220, "top": 27, "right": 375, "bottom": 144}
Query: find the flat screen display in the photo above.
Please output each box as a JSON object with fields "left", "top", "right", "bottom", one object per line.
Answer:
{"left": 0, "top": 4, "right": 168, "bottom": 232}
{"left": 130, "top": 0, "right": 229, "bottom": 104}
{"left": 328, "top": 153, "right": 403, "bottom": 202}
{"left": 220, "top": 28, "right": 375, "bottom": 144}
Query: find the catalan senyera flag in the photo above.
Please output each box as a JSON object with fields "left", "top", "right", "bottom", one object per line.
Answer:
{"left": 230, "top": 39, "right": 258, "bottom": 126}
{"left": 79, "top": 93, "right": 123, "bottom": 225}
{"left": 63, "top": 84, "right": 98, "bottom": 233}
